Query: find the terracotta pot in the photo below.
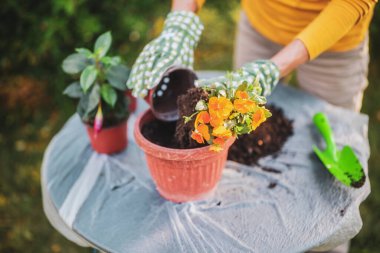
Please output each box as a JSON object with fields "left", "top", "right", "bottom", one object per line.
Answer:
{"left": 124, "top": 90, "right": 137, "bottom": 112}
{"left": 86, "top": 120, "right": 128, "bottom": 154}
{"left": 134, "top": 110, "right": 235, "bottom": 203}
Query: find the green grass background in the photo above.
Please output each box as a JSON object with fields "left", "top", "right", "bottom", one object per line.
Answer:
{"left": 0, "top": 1, "right": 379, "bottom": 252}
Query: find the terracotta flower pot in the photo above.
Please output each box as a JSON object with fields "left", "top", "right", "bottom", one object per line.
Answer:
{"left": 86, "top": 121, "right": 128, "bottom": 154}
{"left": 134, "top": 110, "right": 235, "bottom": 203}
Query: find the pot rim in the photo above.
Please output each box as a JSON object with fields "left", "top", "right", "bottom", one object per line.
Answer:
{"left": 84, "top": 118, "right": 128, "bottom": 130}
{"left": 134, "top": 109, "right": 235, "bottom": 160}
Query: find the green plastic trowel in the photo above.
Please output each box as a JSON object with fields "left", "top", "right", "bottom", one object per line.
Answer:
{"left": 312, "top": 112, "right": 365, "bottom": 188}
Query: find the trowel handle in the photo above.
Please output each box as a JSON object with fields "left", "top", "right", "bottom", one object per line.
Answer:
{"left": 313, "top": 112, "right": 337, "bottom": 157}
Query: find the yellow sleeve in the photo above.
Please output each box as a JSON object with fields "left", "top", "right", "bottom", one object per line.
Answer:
{"left": 195, "top": 0, "right": 206, "bottom": 11}
{"left": 296, "top": 0, "right": 377, "bottom": 59}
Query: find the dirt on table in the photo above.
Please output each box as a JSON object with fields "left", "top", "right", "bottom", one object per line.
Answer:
{"left": 227, "top": 105, "right": 294, "bottom": 165}
{"left": 141, "top": 88, "right": 294, "bottom": 163}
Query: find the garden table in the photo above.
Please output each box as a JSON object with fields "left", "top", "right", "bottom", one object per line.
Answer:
{"left": 42, "top": 71, "right": 371, "bottom": 253}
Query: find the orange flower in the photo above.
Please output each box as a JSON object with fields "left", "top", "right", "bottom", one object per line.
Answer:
{"left": 212, "top": 126, "right": 232, "bottom": 138}
{"left": 191, "top": 123, "right": 211, "bottom": 144}
{"left": 233, "top": 99, "right": 256, "bottom": 114}
{"left": 210, "top": 114, "right": 223, "bottom": 127}
{"left": 208, "top": 97, "right": 233, "bottom": 119}
{"left": 235, "top": 90, "right": 249, "bottom": 99}
{"left": 196, "top": 124, "right": 210, "bottom": 141}
{"left": 251, "top": 108, "right": 267, "bottom": 130}
{"left": 191, "top": 131, "right": 204, "bottom": 144}
{"left": 194, "top": 111, "right": 210, "bottom": 128}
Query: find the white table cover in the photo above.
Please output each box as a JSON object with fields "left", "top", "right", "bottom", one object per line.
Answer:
{"left": 42, "top": 72, "right": 370, "bottom": 253}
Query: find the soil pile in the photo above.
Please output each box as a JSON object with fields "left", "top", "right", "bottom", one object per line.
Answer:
{"left": 227, "top": 105, "right": 293, "bottom": 165}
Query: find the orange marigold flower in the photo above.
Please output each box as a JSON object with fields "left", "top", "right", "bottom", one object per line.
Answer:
{"left": 252, "top": 108, "right": 267, "bottom": 130}
{"left": 235, "top": 90, "right": 249, "bottom": 99}
{"left": 194, "top": 111, "right": 210, "bottom": 128}
{"left": 210, "top": 114, "right": 223, "bottom": 127}
{"left": 208, "top": 97, "right": 233, "bottom": 119}
{"left": 233, "top": 99, "right": 256, "bottom": 114}
{"left": 191, "top": 131, "right": 204, "bottom": 144}
{"left": 196, "top": 124, "right": 210, "bottom": 141}
{"left": 212, "top": 125, "right": 232, "bottom": 138}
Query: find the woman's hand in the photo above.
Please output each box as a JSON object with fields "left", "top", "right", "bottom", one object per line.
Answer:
{"left": 196, "top": 38, "right": 309, "bottom": 97}
{"left": 197, "top": 60, "right": 280, "bottom": 97}
{"left": 126, "top": 11, "right": 203, "bottom": 97}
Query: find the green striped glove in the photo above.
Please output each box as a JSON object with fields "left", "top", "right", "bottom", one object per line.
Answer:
{"left": 197, "top": 60, "right": 280, "bottom": 97}
{"left": 126, "top": 11, "right": 203, "bottom": 97}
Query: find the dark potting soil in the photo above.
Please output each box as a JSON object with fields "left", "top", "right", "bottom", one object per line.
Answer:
{"left": 174, "top": 87, "right": 209, "bottom": 148}
{"left": 141, "top": 87, "right": 208, "bottom": 149}
{"left": 141, "top": 119, "right": 178, "bottom": 148}
{"left": 227, "top": 105, "right": 294, "bottom": 166}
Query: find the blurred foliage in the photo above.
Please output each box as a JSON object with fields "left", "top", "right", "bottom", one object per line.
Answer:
{"left": 350, "top": 63, "right": 380, "bottom": 253}
{"left": 369, "top": 4, "right": 380, "bottom": 61}
{"left": 0, "top": 0, "right": 379, "bottom": 252}
{"left": 0, "top": 0, "right": 169, "bottom": 135}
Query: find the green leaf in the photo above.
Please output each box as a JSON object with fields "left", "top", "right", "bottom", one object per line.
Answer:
{"left": 234, "top": 124, "right": 251, "bottom": 135}
{"left": 101, "top": 56, "right": 121, "bottom": 66}
{"left": 94, "top": 31, "right": 112, "bottom": 58}
{"left": 75, "top": 48, "right": 93, "bottom": 58}
{"left": 76, "top": 85, "right": 100, "bottom": 122}
{"left": 63, "top": 82, "right": 83, "bottom": 98}
{"left": 101, "top": 84, "right": 117, "bottom": 107}
{"left": 245, "top": 116, "right": 252, "bottom": 125}
{"left": 80, "top": 65, "right": 98, "bottom": 92}
{"left": 106, "top": 65, "right": 130, "bottom": 90}
{"left": 236, "top": 82, "right": 247, "bottom": 92}
{"left": 251, "top": 93, "right": 267, "bottom": 104}
{"left": 87, "top": 84, "right": 100, "bottom": 114}
{"left": 62, "top": 53, "right": 89, "bottom": 74}
{"left": 263, "top": 107, "right": 272, "bottom": 118}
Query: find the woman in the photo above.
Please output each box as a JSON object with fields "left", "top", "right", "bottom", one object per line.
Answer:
{"left": 128, "top": 0, "right": 377, "bottom": 113}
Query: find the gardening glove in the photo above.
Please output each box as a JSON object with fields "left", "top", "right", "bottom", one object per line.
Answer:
{"left": 196, "top": 60, "right": 280, "bottom": 97}
{"left": 126, "top": 11, "right": 203, "bottom": 98}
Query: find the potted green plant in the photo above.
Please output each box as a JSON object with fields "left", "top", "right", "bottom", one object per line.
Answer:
{"left": 62, "top": 31, "right": 133, "bottom": 154}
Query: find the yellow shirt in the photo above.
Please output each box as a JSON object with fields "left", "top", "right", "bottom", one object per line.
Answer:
{"left": 196, "top": 0, "right": 377, "bottom": 59}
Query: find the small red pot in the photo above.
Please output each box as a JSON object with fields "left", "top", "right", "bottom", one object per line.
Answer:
{"left": 134, "top": 110, "right": 235, "bottom": 203}
{"left": 86, "top": 121, "right": 128, "bottom": 154}
{"left": 125, "top": 90, "right": 137, "bottom": 112}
